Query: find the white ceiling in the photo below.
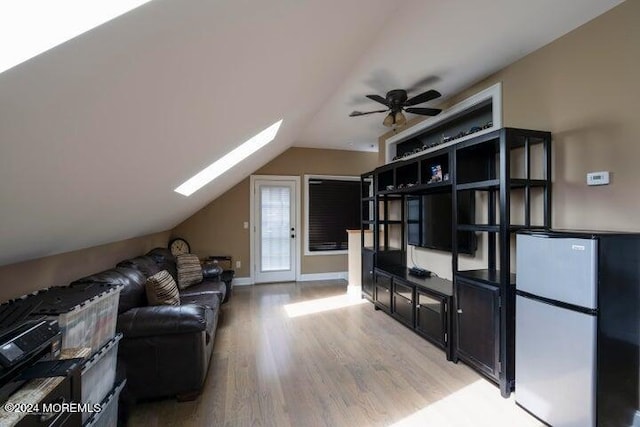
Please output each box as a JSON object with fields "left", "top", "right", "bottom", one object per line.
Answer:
{"left": 0, "top": 0, "right": 624, "bottom": 266}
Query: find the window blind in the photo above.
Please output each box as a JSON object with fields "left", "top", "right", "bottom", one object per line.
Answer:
{"left": 308, "top": 179, "right": 359, "bottom": 252}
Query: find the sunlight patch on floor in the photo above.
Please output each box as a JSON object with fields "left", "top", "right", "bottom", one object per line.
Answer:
{"left": 389, "top": 379, "right": 543, "bottom": 427}
{"left": 283, "top": 293, "right": 366, "bottom": 318}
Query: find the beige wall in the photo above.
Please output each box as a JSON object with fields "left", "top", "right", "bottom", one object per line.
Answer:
{"left": 2, "top": 2, "right": 635, "bottom": 297}
{"left": 0, "top": 231, "right": 171, "bottom": 302}
{"left": 380, "top": 0, "right": 640, "bottom": 279}
{"left": 172, "top": 147, "right": 378, "bottom": 278}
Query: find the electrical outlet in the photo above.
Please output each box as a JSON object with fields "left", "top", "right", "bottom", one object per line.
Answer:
{"left": 236, "top": 260, "right": 241, "bottom": 268}
{"left": 243, "top": 221, "right": 248, "bottom": 229}
{"left": 587, "top": 171, "right": 610, "bottom": 186}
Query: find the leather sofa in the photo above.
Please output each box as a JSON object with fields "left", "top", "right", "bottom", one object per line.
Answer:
{"left": 70, "top": 247, "right": 227, "bottom": 401}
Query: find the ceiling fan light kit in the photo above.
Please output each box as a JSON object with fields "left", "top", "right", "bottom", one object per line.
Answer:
{"left": 394, "top": 111, "right": 406, "bottom": 126}
{"left": 382, "top": 113, "right": 394, "bottom": 127}
{"left": 350, "top": 88, "right": 443, "bottom": 127}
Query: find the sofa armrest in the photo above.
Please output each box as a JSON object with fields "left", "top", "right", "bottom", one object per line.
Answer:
{"left": 116, "top": 304, "right": 212, "bottom": 338}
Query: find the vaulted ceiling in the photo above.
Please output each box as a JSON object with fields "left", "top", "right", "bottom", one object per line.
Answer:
{"left": 0, "top": 0, "right": 624, "bottom": 265}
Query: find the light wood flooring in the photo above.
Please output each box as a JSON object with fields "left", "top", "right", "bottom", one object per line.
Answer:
{"left": 130, "top": 281, "right": 543, "bottom": 426}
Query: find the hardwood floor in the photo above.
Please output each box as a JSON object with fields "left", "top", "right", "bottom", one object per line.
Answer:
{"left": 129, "top": 281, "right": 543, "bottom": 426}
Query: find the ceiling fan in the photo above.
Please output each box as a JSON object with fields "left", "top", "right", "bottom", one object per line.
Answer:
{"left": 349, "top": 89, "right": 442, "bottom": 127}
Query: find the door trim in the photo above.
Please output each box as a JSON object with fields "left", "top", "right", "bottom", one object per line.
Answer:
{"left": 249, "top": 175, "right": 301, "bottom": 284}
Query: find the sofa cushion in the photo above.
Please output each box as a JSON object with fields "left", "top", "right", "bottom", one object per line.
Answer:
{"left": 113, "top": 267, "right": 149, "bottom": 313}
{"left": 176, "top": 254, "right": 203, "bottom": 289}
{"left": 70, "top": 267, "right": 147, "bottom": 313}
{"left": 116, "top": 256, "right": 161, "bottom": 278}
{"left": 145, "top": 270, "right": 180, "bottom": 306}
{"left": 147, "top": 248, "right": 178, "bottom": 281}
{"left": 179, "top": 292, "right": 218, "bottom": 310}
{"left": 116, "top": 304, "right": 215, "bottom": 338}
{"left": 146, "top": 247, "right": 175, "bottom": 264}
{"left": 180, "top": 279, "right": 226, "bottom": 303}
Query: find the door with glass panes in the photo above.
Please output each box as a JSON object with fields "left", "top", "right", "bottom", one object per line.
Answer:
{"left": 254, "top": 178, "right": 297, "bottom": 283}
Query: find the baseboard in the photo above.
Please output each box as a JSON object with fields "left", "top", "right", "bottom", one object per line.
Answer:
{"left": 232, "top": 277, "right": 254, "bottom": 286}
{"left": 297, "top": 271, "right": 348, "bottom": 282}
{"left": 233, "top": 272, "right": 347, "bottom": 285}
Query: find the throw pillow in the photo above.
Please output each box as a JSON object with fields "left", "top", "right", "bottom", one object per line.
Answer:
{"left": 176, "top": 253, "right": 204, "bottom": 289}
{"left": 145, "top": 270, "right": 180, "bottom": 306}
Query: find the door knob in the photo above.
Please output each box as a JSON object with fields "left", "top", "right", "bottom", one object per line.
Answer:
{"left": 457, "top": 309, "right": 463, "bottom": 314}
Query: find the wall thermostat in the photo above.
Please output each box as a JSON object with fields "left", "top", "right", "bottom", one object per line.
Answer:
{"left": 586, "top": 171, "right": 610, "bottom": 186}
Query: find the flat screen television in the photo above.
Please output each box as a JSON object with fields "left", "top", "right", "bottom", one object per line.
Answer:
{"left": 407, "top": 191, "right": 476, "bottom": 255}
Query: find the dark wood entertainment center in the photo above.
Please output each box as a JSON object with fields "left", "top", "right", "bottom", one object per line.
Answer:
{"left": 361, "top": 113, "right": 552, "bottom": 397}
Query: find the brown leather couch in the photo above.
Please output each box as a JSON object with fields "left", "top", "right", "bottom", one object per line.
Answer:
{"left": 70, "top": 248, "right": 226, "bottom": 401}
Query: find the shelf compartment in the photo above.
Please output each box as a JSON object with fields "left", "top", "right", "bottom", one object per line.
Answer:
{"left": 421, "top": 153, "right": 450, "bottom": 185}
{"left": 377, "top": 168, "right": 394, "bottom": 192}
{"left": 507, "top": 129, "right": 552, "bottom": 149}
{"left": 456, "top": 139, "right": 499, "bottom": 185}
{"left": 376, "top": 249, "right": 404, "bottom": 271}
{"left": 456, "top": 269, "right": 516, "bottom": 287}
{"left": 396, "top": 161, "right": 420, "bottom": 189}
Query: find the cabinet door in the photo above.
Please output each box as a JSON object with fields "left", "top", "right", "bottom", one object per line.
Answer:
{"left": 361, "top": 250, "right": 374, "bottom": 299}
{"left": 416, "top": 290, "right": 446, "bottom": 348}
{"left": 455, "top": 280, "right": 500, "bottom": 378}
{"left": 374, "top": 271, "right": 392, "bottom": 312}
{"left": 392, "top": 279, "right": 414, "bottom": 327}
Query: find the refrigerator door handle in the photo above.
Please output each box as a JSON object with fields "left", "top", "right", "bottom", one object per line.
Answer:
{"left": 516, "top": 290, "right": 598, "bottom": 316}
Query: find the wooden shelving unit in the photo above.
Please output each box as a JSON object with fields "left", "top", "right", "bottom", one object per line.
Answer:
{"left": 452, "top": 127, "right": 552, "bottom": 396}
{"left": 361, "top": 125, "right": 552, "bottom": 397}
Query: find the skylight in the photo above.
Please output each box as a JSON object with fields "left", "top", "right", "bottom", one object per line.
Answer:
{"left": 0, "top": 0, "right": 154, "bottom": 74}
{"left": 175, "top": 120, "right": 283, "bottom": 197}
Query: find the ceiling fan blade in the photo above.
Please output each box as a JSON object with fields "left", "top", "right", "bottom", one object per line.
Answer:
{"left": 405, "top": 107, "right": 442, "bottom": 116}
{"left": 365, "top": 94, "right": 389, "bottom": 106}
{"left": 349, "top": 109, "right": 388, "bottom": 117}
{"left": 404, "top": 89, "right": 441, "bottom": 106}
